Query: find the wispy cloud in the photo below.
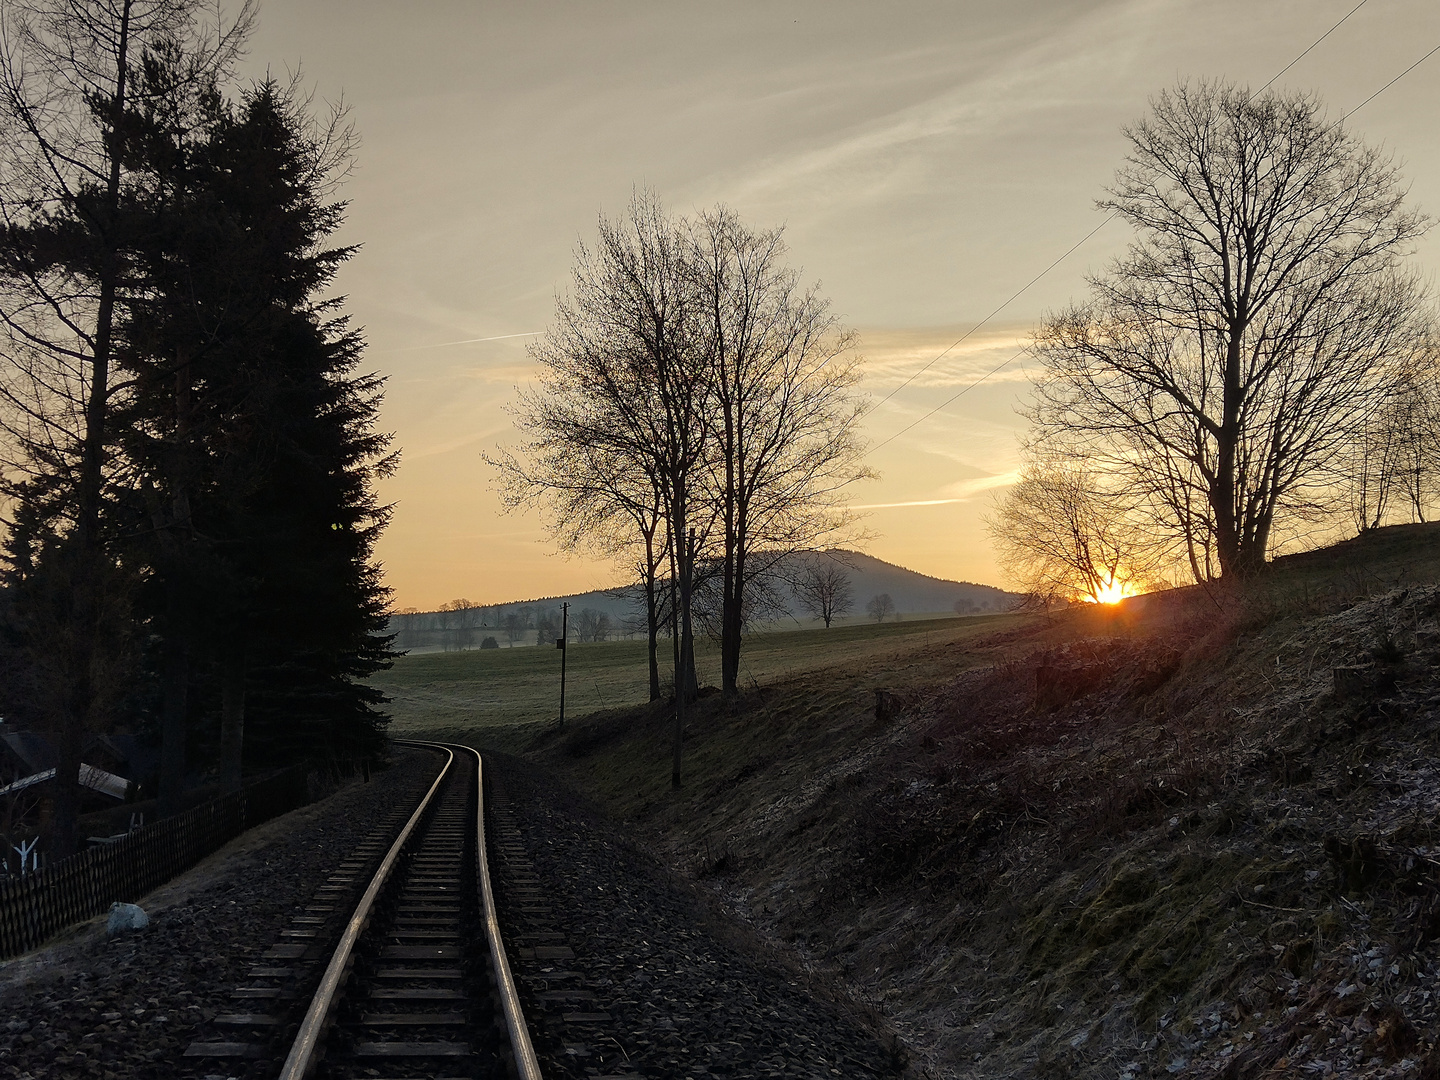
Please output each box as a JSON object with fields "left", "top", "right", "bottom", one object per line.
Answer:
{"left": 850, "top": 471, "right": 1021, "bottom": 510}
{"left": 859, "top": 325, "right": 1034, "bottom": 389}
{"left": 401, "top": 429, "right": 501, "bottom": 461}
{"left": 712, "top": 1, "right": 1158, "bottom": 215}
{"left": 940, "top": 471, "right": 1022, "bottom": 500}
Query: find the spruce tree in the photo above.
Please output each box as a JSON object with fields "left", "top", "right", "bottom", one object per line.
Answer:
{"left": 118, "top": 78, "right": 396, "bottom": 787}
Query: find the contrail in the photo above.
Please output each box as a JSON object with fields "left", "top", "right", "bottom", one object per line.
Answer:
{"left": 850, "top": 498, "right": 966, "bottom": 510}
{"left": 397, "top": 332, "right": 542, "bottom": 351}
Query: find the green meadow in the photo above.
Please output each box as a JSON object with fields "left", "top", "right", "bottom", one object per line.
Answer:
{"left": 372, "top": 613, "right": 1015, "bottom": 736}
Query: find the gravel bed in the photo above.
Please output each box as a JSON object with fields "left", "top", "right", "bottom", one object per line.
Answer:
{"left": 486, "top": 752, "right": 906, "bottom": 1080}
{"left": 0, "top": 748, "right": 441, "bottom": 1080}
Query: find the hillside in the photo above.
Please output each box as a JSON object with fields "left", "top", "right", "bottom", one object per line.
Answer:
{"left": 388, "top": 550, "right": 1018, "bottom": 652}
{"left": 459, "top": 521, "right": 1440, "bottom": 1078}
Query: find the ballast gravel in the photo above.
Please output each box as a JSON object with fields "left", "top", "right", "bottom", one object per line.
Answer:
{"left": 2, "top": 745, "right": 903, "bottom": 1080}
{"left": 486, "top": 752, "right": 906, "bottom": 1080}
{"left": 0, "top": 748, "right": 440, "bottom": 1080}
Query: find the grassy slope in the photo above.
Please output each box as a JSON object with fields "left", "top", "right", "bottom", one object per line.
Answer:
{"left": 379, "top": 522, "right": 1440, "bottom": 1079}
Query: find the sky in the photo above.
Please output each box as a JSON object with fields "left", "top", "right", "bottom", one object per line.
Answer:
{"left": 239, "top": 0, "right": 1440, "bottom": 611}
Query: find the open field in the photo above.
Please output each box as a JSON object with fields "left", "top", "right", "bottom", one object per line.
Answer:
{"left": 371, "top": 611, "right": 1023, "bottom": 736}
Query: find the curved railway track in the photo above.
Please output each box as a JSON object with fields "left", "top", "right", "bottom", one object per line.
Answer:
{"left": 288, "top": 741, "right": 539, "bottom": 1079}
{"left": 180, "top": 742, "right": 540, "bottom": 1078}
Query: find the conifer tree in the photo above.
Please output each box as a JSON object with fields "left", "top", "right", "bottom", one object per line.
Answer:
{"left": 118, "top": 77, "right": 396, "bottom": 787}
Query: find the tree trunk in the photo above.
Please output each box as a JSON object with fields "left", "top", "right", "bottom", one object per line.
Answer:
{"left": 668, "top": 539, "right": 680, "bottom": 682}
{"left": 721, "top": 543, "right": 744, "bottom": 697}
{"left": 45, "top": 676, "right": 85, "bottom": 860}
{"left": 720, "top": 375, "right": 740, "bottom": 698}
{"left": 44, "top": 2, "right": 135, "bottom": 858}
{"left": 159, "top": 351, "right": 196, "bottom": 816}
{"left": 672, "top": 522, "right": 697, "bottom": 790}
{"left": 643, "top": 526, "right": 661, "bottom": 701}
{"left": 645, "top": 580, "right": 661, "bottom": 702}
{"left": 720, "top": 561, "right": 738, "bottom": 696}
{"left": 1212, "top": 328, "right": 1245, "bottom": 578}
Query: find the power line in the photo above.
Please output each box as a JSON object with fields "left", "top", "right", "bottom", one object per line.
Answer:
{"left": 868, "top": 347, "right": 1027, "bottom": 455}
{"left": 864, "top": 0, "right": 1416, "bottom": 455}
{"left": 1251, "top": 0, "right": 1370, "bottom": 98}
{"left": 1341, "top": 41, "right": 1440, "bottom": 120}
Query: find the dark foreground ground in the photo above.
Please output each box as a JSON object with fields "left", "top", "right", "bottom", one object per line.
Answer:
{"left": 0, "top": 749, "right": 440, "bottom": 1080}
{"left": 485, "top": 751, "right": 904, "bottom": 1079}
{"left": 0, "top": 746, "right": 902, "bottom": 1080}
{"left": 474, "top": 523, "right": 1440, "bottom": 1079}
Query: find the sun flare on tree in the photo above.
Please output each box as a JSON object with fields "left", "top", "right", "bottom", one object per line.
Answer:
{"left": 988, "top": 461, "right": 1160, "bottom": 606}
{"left": 1027, "top": 80, "right": 1433, "bottom": 582}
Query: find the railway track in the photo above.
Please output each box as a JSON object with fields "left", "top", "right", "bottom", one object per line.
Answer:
{"left": 186, "top": 742, "right": 540, "bottom": 1079}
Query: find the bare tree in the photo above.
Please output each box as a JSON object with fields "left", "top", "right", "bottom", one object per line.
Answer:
{"left": 440, "top": 598, "right": 484, "bottom": 649}
{"left": 501, "top": 608, "right": 529, "bottom": 646}
{"left": 434, "top": 602, "right": 459, "bottom": 650}
{"left": 1029, "top": 81, "right": 1432, "bottom": 581}
{"left": 496, "top": 192, "right": 712, "bottom": 787}
{"left": 534, "top": 607, "right": 560, "bottom": 647}
{"left": 987, "top": 459, "right": 1165, "bottom": 603}
{"left": 496, "top": 196, "right": 873, "bottom": 785}
{"left": 492, "top": 432, "right": 669, "bottom": 697}
{"left": 688, "top": 208, "right": 871, "bottom": 697}
{"left": 1349, "top": 333, "right": 1440, "bottom": 530}
{"left": 865, "top": 593, "right": 895, "bottom": 623}
{"left": 575, "top": 607, "right": 613, "bottom": 643}
{"left": 792, "top": 552, "right": 854, "bottom": 627}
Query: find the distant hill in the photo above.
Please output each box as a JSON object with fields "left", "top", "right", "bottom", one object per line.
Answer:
{"left": 387, "top": 551, "right": 1020, "bottom": 652}
{"left": 794, "top": 550, "right": 1014, "bottom": 617}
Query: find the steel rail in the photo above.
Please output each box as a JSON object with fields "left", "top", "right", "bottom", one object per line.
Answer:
{"left": 277, "top": 741, "right": 454, "bottom": 1080}
{"left": 465, "top": 746, "right": 544, "bottom": 1080}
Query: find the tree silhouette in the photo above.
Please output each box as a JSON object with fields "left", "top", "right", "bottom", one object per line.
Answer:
{"left": 792, "top": 553, "right": 854, "bottom": 627}
{"left": 1029, "top": 81, "right": 1431, "bottom": 580}
{"left": 865, "top": 593, "right": 895, "bottom": 623}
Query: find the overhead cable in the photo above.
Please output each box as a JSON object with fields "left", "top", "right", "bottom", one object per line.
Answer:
{"left": 865, "top": 0, "right": 1425, "bottom": 454}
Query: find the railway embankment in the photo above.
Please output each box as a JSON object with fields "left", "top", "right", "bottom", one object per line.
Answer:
{"left": 485, "top": 752, "right": 906, "bottom": 1079}
{"left": 530, "top": 524, "right": 1440, "bottom": 1079}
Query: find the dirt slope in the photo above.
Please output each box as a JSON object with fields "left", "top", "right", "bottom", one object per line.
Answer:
{"left": 520, "top": 523, "right": 1440, "bottom": 1079}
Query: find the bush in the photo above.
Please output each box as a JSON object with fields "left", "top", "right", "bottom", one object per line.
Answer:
{"left": 480, "top": 636, "right": 499, "bottom": 650}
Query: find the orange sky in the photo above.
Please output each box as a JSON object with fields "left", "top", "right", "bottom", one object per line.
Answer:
{"left": 242, "top": 1, "right": 1440, "bottom": 610}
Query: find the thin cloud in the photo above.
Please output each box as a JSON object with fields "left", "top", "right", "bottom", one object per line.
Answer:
{"left": 859, "top": 325, "right": 1033, "bottom": 389}
{"left": 719, "top": 1, "right": 1155, "bottom": 211}
{"left": 851, "top": 472, "right": 1018, "bottom": 510}
{"left": 402, "top": 431, "right": 494, "bottom": 460}
{"left": 940, "top": 471, "right": 1021, "bottom": 499}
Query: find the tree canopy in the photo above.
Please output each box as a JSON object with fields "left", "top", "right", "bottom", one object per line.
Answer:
{"left": 1028, "top": 81, "right": 1433, "bottom": 581}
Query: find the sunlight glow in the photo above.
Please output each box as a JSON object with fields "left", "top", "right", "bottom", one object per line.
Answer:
{"left": 1086, "top": 578, "right": 1139, "bottom": 605}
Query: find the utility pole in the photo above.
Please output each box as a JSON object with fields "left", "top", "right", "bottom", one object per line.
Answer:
{"left": 557, "top": 602, "right": 568, "bottom": 729}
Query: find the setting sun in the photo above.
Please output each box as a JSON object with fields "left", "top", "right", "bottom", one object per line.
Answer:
{"left": 1087, "top": 578, "right": 1139, "bottom": 605}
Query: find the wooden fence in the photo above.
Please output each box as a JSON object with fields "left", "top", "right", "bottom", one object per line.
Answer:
{"left": 0, "top": 766, "right": 309, "bottom": 959}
